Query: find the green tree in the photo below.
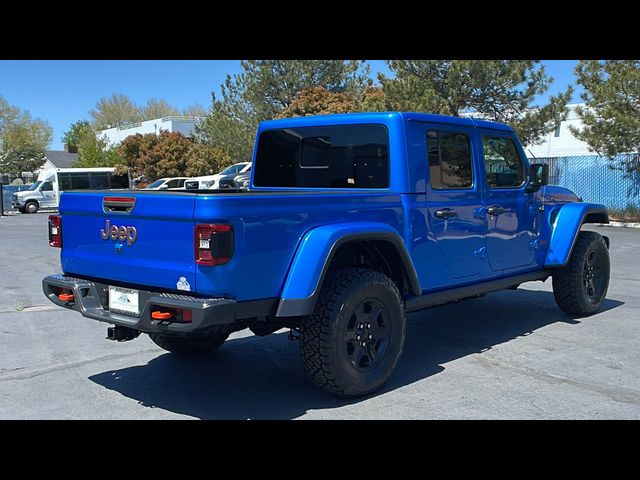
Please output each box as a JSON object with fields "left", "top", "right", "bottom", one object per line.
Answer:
{"left": 184, "top": 144, "right": 232, "bottom": 177}
{"left": 61, "top": 120, "right": 91, "bottom": 151}
{"left": 0, "top": 96, "right": 19, "bottom": 131}
{"left": 0, "top": 96, "right": 52, "bottom": 176}
{"left": 276, "top": 86, "right": 390, "bottom": 118}
{"left": 140, "top": 98, "right": 180, "bottom": 120}
{"left": 380, "top": 60, "right": 572, "bottom": 146}
{"left": 89, "top": 93, "right": 140, "bottom": 130}
{"left": 196, "top": 60, "right": 371, "bottom": 162}
{"left": 276, "top": 86, "right": 357, "bottom": 118}
{"left": 74, "top": 125, "right": 122, "bottom": 167}
{"left": 182, "top": 104, "right": 207, "bottom": 117}
{"left": 116, "top": 131, "right": 227, "bottom": 180}
{"left": 358, "top": 86, "right": 390, "bottom": 112}
{"left": 570, "top": 60, "right": 640, "bottom": 175}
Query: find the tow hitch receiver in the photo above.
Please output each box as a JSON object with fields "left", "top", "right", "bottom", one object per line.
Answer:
{"left": 107, "top": 326, "right": 140, "bottom": 342}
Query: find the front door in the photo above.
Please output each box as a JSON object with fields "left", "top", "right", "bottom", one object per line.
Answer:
{"left": 39, "top": 180, "right": 56, "bottom": 208}
{"left": 480, "top": 134, "right": 538, "bottom": 271}
{"left": 425, "top": 128, "right": 485, "bottom": 278}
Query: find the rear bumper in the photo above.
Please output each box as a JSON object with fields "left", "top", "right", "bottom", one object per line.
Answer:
{"left": 42, "top": 274, "right": 275, "bottom": 335}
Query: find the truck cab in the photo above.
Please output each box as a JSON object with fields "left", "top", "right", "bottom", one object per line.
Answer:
{"left": 42, "top": 112, "right": 610, "bottom": 397}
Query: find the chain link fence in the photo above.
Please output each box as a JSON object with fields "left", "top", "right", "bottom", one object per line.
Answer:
{"left": 531, "top": 154, "right": 640, "bottom": 210}
{"left": 1, "top": 184, "right": 33, "bottom": 215}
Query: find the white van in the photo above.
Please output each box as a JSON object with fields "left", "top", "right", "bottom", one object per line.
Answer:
{"left": 11, "top": 167, "right": 130, "bottom": 214}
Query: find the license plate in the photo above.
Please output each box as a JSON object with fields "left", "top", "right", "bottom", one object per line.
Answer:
{"left": 108, "top": 286, "right": 140, "bottom": 316}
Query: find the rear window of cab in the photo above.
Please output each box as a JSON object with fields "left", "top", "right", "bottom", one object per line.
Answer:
{"left": 253, "top": 124, "right": 389, "bottom": 188}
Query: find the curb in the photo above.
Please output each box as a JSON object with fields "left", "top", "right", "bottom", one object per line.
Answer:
{"left": 593, "top": 221, "right": 640, "bottom": 229}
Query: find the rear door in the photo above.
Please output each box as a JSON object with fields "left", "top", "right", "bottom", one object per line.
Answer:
{"left": 424, "top": 126, "right": 486, "bottom": 278}
{"left": 479, "top": 133, "right": 538, "bottom": 271}
{"left": 60, "top": 192, "right": 198, "bottom": 293}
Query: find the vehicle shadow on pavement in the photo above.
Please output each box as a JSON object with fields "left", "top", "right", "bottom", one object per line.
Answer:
{"left": 89, "top": 289, "right": 623, "bottom": 419}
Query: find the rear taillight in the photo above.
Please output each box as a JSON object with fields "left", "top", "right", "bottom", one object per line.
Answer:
{"left": 195, "top": 224, "right": 233, "bottom": 266}
{"left": 48, "top": 215, "right": 62, "bottom": 248}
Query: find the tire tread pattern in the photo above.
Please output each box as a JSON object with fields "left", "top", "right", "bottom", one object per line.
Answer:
{"left": 300, "top": 267, "right": 405, "bottom": 397}
{"left": 552, "top": 230, "right": 609, "bottom": 315}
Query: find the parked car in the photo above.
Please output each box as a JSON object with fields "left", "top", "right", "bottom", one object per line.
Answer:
{"left": 232, "top": 169, "right": 251, "bottom": 190}
{"left": 184, "top": 163, "right": 250, "bottom": 190}
{"left": 219, "top": 165, "right": 252, "bottom": 190}
{"left": 143, "top": 177, "right": 189, "bottom": 191}
{"left": 43, "top": 112, "right": 611, "bottom": 398}
{"left": 12, "top": 167, "right": 130, "bottom": 214}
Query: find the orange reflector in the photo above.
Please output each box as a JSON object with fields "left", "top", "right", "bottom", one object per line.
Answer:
{"left": 151, "top": 311, "right": 173, "bottom": 320}
{"left": 58, "top": 293, "right": 74, "bottom": 301}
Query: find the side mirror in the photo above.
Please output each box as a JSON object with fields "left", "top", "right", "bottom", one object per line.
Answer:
{"left": 159, "top": 184, "right": 169, "bottom": 190}
{"left": 525, "top": 163, "right": 549, "bottom": 192}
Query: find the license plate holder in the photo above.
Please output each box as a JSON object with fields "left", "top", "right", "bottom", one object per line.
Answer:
{"left": 108, "top": 286, "right": 140, "bottom": 316}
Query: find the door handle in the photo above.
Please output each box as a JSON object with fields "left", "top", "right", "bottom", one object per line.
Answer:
{"left": 487, "top": 205, "right": 506, "bottom": 216}
{"left": 435, "top": 209, "right": 457, "bottom": 219}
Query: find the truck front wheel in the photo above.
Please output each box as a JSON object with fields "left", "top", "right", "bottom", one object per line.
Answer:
{"left": 25, "top": 202, "right": 38, "bottom": 214}
{"left": 299, "top": 268, "right": 406, "bottom": 397}
{"left": 552, "top": 230, "right": 610, "bottom": 316}
{"left": 149, "top": 332, "right": 229, "bottom": 356}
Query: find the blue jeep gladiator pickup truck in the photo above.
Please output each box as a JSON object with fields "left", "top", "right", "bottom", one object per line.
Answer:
{"left": 43, "top": 112, "right": 610, "bottom": 397}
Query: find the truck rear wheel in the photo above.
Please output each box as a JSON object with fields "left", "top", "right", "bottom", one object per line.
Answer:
{"left": 149, "top": 332, "right": 229, "bottom": 356}
{"left": 552, "top": 231, "right": 610, "bottom": 316}
{"left": 299, "top": 268, "right": 406, "bottom": 397}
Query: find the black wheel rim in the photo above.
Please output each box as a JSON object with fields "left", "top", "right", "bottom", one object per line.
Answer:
{"left": 343, "top": 298, "right": 391, "bottom": 372}
{"left": 582, "top": 248, "right": 605, "bottom": 304}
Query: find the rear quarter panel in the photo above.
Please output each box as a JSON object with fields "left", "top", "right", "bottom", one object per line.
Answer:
{"left": 193, "top": 192, "right": 404, "bottom": 301}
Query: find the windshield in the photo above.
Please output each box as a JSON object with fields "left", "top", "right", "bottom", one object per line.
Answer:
{"left": 220, "top": 164, "right": 243, "bottom": 175}
{"left": 28, "top": 181, "right": 43, "bottom": 191}
{"left": 145, "top": 179, "right": 166, "bottom": 189}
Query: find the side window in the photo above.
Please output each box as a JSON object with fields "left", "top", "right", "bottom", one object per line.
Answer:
{"left": 482, "top": 137, "right": 525, "bottom": 188}
{"left": 166, "top": 179, "right": 180, "bottom": 188}
{"left": 58, "top": 173, "right": 72, "bottom": 191}
{"left": 426, "top": 130, "right": 473, "bottom": 189}
{"left": 70, "top": 173, "right": 90, "bottom": 189}
{"left": 110, "top": 174, "right": 129, "bottom": 189}
{"left": 41, "top": 181, "right": 53, "bottom": 191}
{"left": 178, "top": 179, "right": 186, "bottom": 187}
{"left": 89, "top": 173, "right": 109, "bottom": 189}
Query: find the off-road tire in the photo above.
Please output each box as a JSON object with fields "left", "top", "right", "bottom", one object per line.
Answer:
{"left": 300, "top": 268, "right": 406, "bottom": 397}
{"left": 149, "top": 332, "right": 229, "bottom": 356}
{"left": 25, "top": 202, "right": 38, "bottom": 214}
{"left": 552, "top": 230, "right": 610, "bottom": 316}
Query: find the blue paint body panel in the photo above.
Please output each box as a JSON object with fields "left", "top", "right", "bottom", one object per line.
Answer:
{"left": 544, "top": 202, "right": 608, "bottom": 267}
{"left": 56, "top": 112, "right": 608, "bottom": 315}
{"left": 279, "top": 222, "right": 406, "bottom": 302}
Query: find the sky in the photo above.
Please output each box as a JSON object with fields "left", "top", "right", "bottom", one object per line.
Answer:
{"left": 0, "top": 60, "right": 582, "bottom": 150}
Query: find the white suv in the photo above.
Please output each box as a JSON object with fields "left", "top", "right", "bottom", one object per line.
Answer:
{"left": 184, "top": 163, "right": 250, "bottom": 190}
{"left": 143, "top": 177, "right": 189, "bottom": 190}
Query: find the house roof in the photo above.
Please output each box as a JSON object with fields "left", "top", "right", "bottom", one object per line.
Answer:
{"left": 44, "top": 150, "right": 79, "bottom": 168}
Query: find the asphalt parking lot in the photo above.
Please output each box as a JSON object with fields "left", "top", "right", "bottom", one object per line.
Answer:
{"left": 1, "top": 212, "right": 639, "bottom": 419}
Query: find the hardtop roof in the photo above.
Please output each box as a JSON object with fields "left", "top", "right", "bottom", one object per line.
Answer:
{"left": 259, "top": 111, "right": 513, "bottom": 132}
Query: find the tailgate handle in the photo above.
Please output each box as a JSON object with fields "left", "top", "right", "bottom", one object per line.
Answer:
{"left": 103, "top": 196, "right": 136, "bottom": 213}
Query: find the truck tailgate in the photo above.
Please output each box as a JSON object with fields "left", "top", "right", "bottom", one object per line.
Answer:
{"left": 60, "top": 192, "right": 198, "bottom": 293}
